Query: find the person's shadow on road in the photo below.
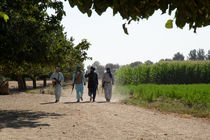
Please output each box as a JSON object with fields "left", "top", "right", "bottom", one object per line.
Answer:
{"left": 63, "top": 101, "right": 91, "bottom": 104}
{"left": 64, "top": 101, "right": 108, "bottom": 104}
{"left": 40, "top": 102, "right": 55, "bottom": 105}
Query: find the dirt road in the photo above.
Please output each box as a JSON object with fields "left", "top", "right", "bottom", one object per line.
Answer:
{"left": 0, "top": 86, "right": 210, "bottom": 140}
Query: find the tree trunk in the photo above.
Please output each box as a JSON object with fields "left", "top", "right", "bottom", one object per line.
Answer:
{"left": 33, "top": 79, "right": 36, "bottom": 89}
{"left": 43, "top": 77, "right": 47, "bottom": 87}
{"left": 17, "top": 75, "right": 25, "bottom": 91}
{"left": 23, "top": 77, "right": 27, "bottom": 90}
{"left": 31, "top": 76, "right": 37, "bottom": 89}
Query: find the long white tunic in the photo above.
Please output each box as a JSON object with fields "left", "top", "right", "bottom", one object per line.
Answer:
{"left": 102, "top": 73, "right": 114, "bottom": 100}
{"left": 50, "top": 72, "right": 64, "bottom": 101}
{"left": 50, "top": 72, "right": 64, "bottom": 85}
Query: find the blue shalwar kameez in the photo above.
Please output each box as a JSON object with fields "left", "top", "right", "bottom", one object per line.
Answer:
{"left": 72, "top": 71, "right": 86, "bottom": 101}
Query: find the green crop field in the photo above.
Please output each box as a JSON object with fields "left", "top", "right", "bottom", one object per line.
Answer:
{"left": 116, "top": 84, "right": 210, "bottom": 117}
{"left": 115, "top": 61, "right": 210, "bottom": 118}
{"left": 115, "top": 61, "right": 210, "bottom": 85}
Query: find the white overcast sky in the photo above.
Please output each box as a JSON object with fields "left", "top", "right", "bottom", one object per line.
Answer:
{"left": 61, "top": 1, "right": 210, "bottom": 68}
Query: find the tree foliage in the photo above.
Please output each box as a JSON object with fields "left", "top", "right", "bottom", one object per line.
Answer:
{"left": 87, "top": 61, "right": 120, "bottom": 78}
{"left": 208, "top": 50, "right": 210, "bottom": 60}
{"left": 144, "top": 60, "right": 153, "bottom": 65}
{"left": 87, "top": 61, "right": 105, "bottom": 78}
{"left": 129, "top": 61, "right": 142, "bottom": 68}
{"left": 188, "top": 49, "right": 207, "bottom": 60}
{"left": 197, "top": 49, "right": 206, "bottom": 60}
{"left": 173, "top": 52, "right": 185, "bottom": 61}
{"left": 0, "top": 0, "right": 66, "bottom": 65}
{"left": 188, "top": 49, "right": 197, "bottom": 60}
{"left": 68, "top": 0, "right": 210, "bottom": 33}
{"left": 0, "top": 0, "right": 91, "bottom": 90}
{"left": 105, "top": 63, "right": 120, "bottom": 73}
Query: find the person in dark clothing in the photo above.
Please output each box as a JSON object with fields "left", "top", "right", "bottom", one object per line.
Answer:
{"left": 85, "top": 66, "right": 98, "bottom": 102}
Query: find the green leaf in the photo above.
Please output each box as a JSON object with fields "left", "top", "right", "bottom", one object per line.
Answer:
{"left": 165, "top": 19, "right": 173, "bottom": 29}
{"left": 87, "top": 10, "right": 92, "bottom": 17}
{"left": 122, "top": 23, "right": 129, "bottom": 35}
{"left": 128, "top": 19, "right": 132, "bottom": 24}
{"left": 0, "top": 12, "right": 9, "bottom": 22}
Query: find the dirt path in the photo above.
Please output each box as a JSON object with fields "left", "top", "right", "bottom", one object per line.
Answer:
{"left": 0, "top": 86, "right": 210, "bottom": 140}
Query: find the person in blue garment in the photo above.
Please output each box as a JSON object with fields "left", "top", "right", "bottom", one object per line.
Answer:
{"left": 85, "top": 66, "right": 98, "bottom": 102}
{"left": 50, "top": 67, "right": 64, "bottom": 103}
{"left": 72, "top": 66, "right": 86, "bottom": 102}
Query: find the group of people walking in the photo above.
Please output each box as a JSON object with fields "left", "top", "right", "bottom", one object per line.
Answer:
{"left": 50, "top": 66, "right": 114, "bottom": 103}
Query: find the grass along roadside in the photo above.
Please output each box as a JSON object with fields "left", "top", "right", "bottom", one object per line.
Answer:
{"left": 25, "top": 87, "right": 54, "bottom": 95}
{"left": 116, "top": 84, "right": 210, "bottom": 118}
{"left": 25, "top": 82, "right": 73, "bottom": 95}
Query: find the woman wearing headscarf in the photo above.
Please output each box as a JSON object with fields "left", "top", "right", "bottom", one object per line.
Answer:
{"left": 72, "top": 66, "right": 86, "bottom": 102}
{"left": 102, "top": 67, "right": 114, "bottom": 102}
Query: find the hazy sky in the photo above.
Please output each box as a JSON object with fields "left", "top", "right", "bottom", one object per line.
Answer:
{"left": 61, "top": 1, "right": 210, "bottom": 68}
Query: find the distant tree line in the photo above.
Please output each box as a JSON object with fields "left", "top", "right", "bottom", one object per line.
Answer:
{"left": 87, "top": 61, "right": 120, "bottom": 78}
{"left": 128, "top": 49, "right": 210, "bottom": 68}
{"left": 128, "top": 60, "right": 153, "bottom": 68}
{"left": 164, "top": 49, "right": 210, "bottom": 61}
{"left": 87, "top": 60, "right": 154, "bottom": 78}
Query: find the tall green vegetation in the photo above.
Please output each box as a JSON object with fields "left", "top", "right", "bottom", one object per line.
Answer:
{"left": 117, "top": 84, "right": 210, "bottom": 117}
{"left": 115, "top": 61, "right": 210, "bottom": 85}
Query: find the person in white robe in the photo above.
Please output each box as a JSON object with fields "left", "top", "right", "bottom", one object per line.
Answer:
{"left": 50, "top": 67, "right": 64, "bottom": 103}
{"left": 102, "top": 68, "right": 114, "bottom": 102}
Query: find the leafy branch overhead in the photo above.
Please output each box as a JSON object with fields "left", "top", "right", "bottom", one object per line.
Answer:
{"left": 68, "top": 0, "right": 210, "bottom": 33}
